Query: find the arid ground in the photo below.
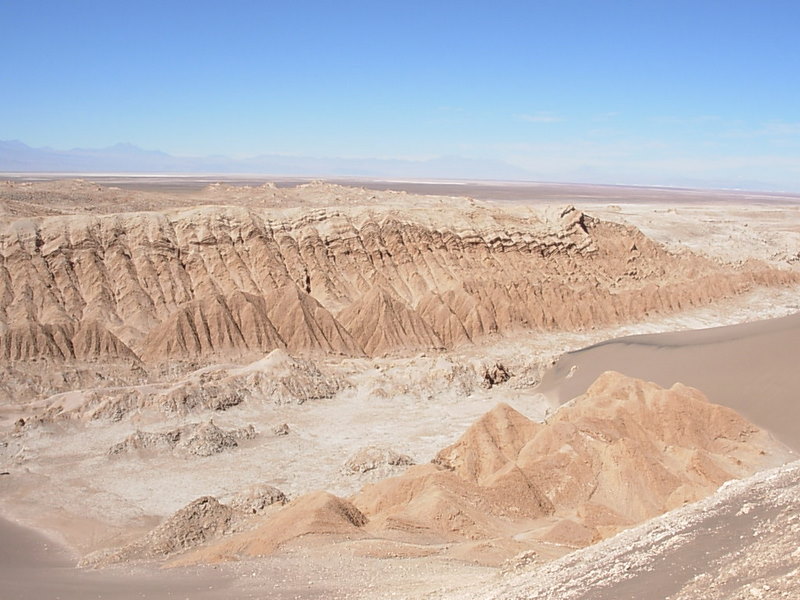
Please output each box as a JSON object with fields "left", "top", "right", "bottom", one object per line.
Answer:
{"left": 1, "top": 176, "right": 799, "bottom": 599}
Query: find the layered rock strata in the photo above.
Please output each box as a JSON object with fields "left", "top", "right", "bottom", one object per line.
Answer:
{"left": 1, "top": 200, "right": 794, "bottom": 362}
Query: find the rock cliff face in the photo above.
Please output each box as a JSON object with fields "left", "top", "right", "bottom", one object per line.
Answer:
{"left": 1, "top": 185, "right": 795, "bottom": 363}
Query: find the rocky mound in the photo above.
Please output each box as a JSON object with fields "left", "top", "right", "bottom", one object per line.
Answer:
{"left": 344, "top": 446, "right": 415, "bottom": 475}
{"left": 351, "top": 372, "right": 789, "bottom": 554}
{"left": 480, "top": 362, "right": 512, "bottom": 388}
{"left": 2, "top": 186, "right": 794, "bottom": 363}
{"left": 513, "top": 372, "right": 772, "bottom": 526}
{"left": 37, "top": 349, "right": 343, "bottom": 422}
{"left": 226, "top": 484, "right": 288, "bottom": 515}
{"left": 433, "top": 402, "right": 539, "bottom": 483}
{"left": 108, "top": 420, "right": 256, "bottom": 457}
{"left": 81, "top": 496, "right": 235, "bottom": 567}
{"left": 355, "top": 462, "right": 555, "bottom": 543}
{"left": 174, "top": 491, "right": 368, "bottom": 564}
{"left": 476, "top": 460, "right": 800, "bottom": 600}
{"left": 223, "top": 349, "right": 344, "bottom": 405}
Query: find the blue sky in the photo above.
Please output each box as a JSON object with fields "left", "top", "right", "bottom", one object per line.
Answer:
{"left": 1, "top": 1, "right": 799, "bottom": 189}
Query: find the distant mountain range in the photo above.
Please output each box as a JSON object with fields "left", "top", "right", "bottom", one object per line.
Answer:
{"left": 0, "top": 140, "right": 534, "bottom": 181}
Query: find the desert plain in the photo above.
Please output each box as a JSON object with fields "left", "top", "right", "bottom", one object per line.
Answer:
{"left": 0, "top": 176, "right": 799, "bottom": 599}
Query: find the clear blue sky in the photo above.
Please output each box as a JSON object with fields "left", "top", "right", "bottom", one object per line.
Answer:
{"left": 1, "top": 1, "right": 799, "bottom": 189}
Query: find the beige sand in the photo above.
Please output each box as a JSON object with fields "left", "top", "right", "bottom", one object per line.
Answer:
{"left": 0, "top": 516, "right": 234, "bottom": 600}
{"left": 538, "top": 311, "right": 800, "bottom": 449}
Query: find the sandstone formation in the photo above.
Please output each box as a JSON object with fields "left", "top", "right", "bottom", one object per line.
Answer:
{"left": 173, "top": 491, "right": 368, "bottom": 565}
{"left": 36, "top": 349, "right": 342, "bottom": 422}
{"left": 81, "top": 484, "right": 291, "bottom": 568}
{"left": 350, "top": 372, "right": 787, "bottom": 553}
{"left": 125, "top": 372, "right": 789, "bottom": 568}
{"left": 1, "top": 181, "right": 795, "bottom": 365}
{"left": 338, "top": 286, "right": 443, "bottom": 356}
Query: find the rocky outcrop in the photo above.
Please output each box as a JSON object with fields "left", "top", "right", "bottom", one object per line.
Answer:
{"left": 227, "top": 484, "right": 288, "bottom": 514}
{"left": 221, "top": 349, "right": 345, "bottom": 405}
{"left": 173, "top": 491, "right": 368, "bottom": 564}
{"left": 108, "top": 420, "right": 256, "bottom": 457}
{"left": 81, "top": 496, "right": 235, "bottom": 567}
{"left": 480, "top": 362, "right": 512, "bottom": 388}
{"left": 351, "top": 372, "right": 789, "bottom": 549}
{"left": 39, "top": 350, "right": 343, "bottom": 422}
{"left": 344, "top": 446, "right": 415, "bottom": 474}
{"left": 2, "top": 191, "right": 794, "bottom": 363}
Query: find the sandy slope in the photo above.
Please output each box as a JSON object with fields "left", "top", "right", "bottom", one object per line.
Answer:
{"left": 538, "top": 311, "right": 800, "bottom": 450}
{"left": 455, "top": 460, "right": 800, "bottom": 600}
{"left": 0, "top": 516, "right": 233, "bottom": 600}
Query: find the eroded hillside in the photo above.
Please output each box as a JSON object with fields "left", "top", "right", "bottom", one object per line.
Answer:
{"left": 80, "top": 372, "right": 792, "bottom": 570}
{"left": 1, "top": 181, "right": 795, "bottom": 365}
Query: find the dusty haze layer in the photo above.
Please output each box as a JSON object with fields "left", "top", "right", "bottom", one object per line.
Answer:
{"left": 1, "top": 177, "right": 799, "bottom": 600}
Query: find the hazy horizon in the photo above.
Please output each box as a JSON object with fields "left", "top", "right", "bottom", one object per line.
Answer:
{"left": 1, "top": 2, "right": 799, "bottom": 191}
{"left": 5, "top": 139, "right": 800, "bottom": 196}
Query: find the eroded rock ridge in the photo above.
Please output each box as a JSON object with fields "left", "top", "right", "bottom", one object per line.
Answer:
{"left": 2, "top": 195, "right": 794, "bottom": 363}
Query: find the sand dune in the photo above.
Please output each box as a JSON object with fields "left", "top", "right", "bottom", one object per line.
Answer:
{"left": 538, "top": 311, "right": 800, "bottom": 449}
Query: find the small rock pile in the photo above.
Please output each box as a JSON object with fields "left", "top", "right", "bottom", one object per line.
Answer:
{"left": 108, "top": 420, "right": 256, "bottom": 457}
